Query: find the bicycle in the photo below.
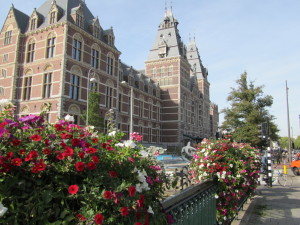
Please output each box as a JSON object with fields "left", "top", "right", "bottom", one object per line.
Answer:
{"left": 262, "top": 169, "right": 293, "bottom": 187}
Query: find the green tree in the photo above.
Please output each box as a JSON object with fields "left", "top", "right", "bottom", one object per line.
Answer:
{"left": 81, "top": 90, "right": 104, "bottom": 130}
{"left": 294, "top": 136, "right": 300, "bottom": 149}
{"left": 222, "top": 72, "right": 279, "bottom": 148}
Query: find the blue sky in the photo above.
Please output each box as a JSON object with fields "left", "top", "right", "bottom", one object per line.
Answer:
{"left": 1, "top": 0, "right": 299, "bottom": 138}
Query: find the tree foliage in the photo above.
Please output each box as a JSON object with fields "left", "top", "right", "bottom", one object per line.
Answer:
{"left": 221, "top": 72, "right": 279, "bottom": 148}
{"left": 81, "top": 90, "right": 104, "bottom": 130}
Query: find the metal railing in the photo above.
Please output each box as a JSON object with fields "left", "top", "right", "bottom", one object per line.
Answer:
{"left": 162, "top": 180, "right": 217, "bottom": 225}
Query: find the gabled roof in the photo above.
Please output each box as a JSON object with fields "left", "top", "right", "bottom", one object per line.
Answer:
{"left": 11, "top": 6, "right": 30, "bottom": 33}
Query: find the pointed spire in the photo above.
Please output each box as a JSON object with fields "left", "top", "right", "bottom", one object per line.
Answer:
{"left": 170, "top": 0, "right": 173, "bottom": 12}
{"left": 11, "top": 3, "right": 14, "bottom": 9}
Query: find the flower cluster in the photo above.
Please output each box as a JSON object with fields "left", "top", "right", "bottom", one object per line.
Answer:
{"left": 0, "top": 109, "right": 170, "bottom": 224}
{"left": 190, "top": 139, "right": 260, "bottom": 224}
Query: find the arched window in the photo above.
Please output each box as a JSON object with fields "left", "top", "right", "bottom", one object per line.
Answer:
{"left": 46, "top": 33, "right": 56, "bottom": 58}
{"left": 26, "top": 39, "right": 35, "bottom": 63}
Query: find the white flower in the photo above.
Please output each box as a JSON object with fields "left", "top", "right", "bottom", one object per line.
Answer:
{"left": 108, "top": 131, "right": 116, "bottom": 137}
{"left": 0, "top": 203, "right": 8, "bottom": 217}
{"left": 147, "top": 206, "right": 154, "bottom": 214}
{"left": 140, "top": 150, "right": 149, "bottom": 157}
{"left": 136, "top": 183, "right": 142, "bottom": 193}
{"left": 64, "top": 114, "right": 74, "bottom": 122}
{"left": 115, "top": 142, "right": 125, "bottom": 147}
{"left": 215, "top": 194, "right": 219, "bottom": 199}
{"left": 123, "top": 140, "right": 136, "bottom": 148}
{"left": 224, "top": 216, "right": 227, "bottom": 221}
{"left": 229, "top": 164, "right": 233, "bottom": 168}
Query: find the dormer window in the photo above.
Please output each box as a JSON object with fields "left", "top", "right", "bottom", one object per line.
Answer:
{"left": 108, "top": 35, "right": 114, "bottom": 46}
{"left": 94, "top": 26, "right": 100, "bottom": 39}
{"left": 50, "top": 11, "right": 56, "bottom": 24}
{"left": 76, "top": 12, "right": 83, "bottom": 28}
{"left": 30, "top": 18, "right": 37, "bottom": 30}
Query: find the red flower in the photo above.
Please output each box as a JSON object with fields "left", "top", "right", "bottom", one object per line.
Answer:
{"left": 30, "top": 134, "right": 42, "bottom": 142}
{"left": 44, "top": 139, "right": 50, "bottom": 146}
{"left": 128, "top": 157, "right": 135, "bottom": 163}
{"left": 78, "top": 152, "right": 85, "bottom": 159}
{"left": 72, "top": 138, "right": 81, "bottom": 147}
{"left": 137, "top": 195, "right": 145, "bottom": 208}
{"left": 94, "top": 213, "right": 104, "bottom": 224}
{"left": 120, "top": 207, "right": 129, "bottom": 216}
{"left": 92, "top": 138, "right": 99, "bottom": 143}
{"left": 64, "top": 146, "right": 74, "bottom": 156}
{"left": 12, "top": 158, "right": 22, "bottom": 166}
{"left": 134, "top": 223, "right": 143, "bottom": 225}
{"left": 43, "top": 148, "right": 51, "bottom": 155}
{"left": 56, "top": 153, "right": 66, "bottom": 161}
{"left": 19, "top": 149, "right": 26, "bottom": 155}
{"left": 128, "top": 186, "right": 136, "bottom": 197}
{"left": 87, "top": 162, "right": 96, "bottom": 170}
{"left": 11, "top": 139, "right": 21, "bottom": 146}
{"left": 68, "top": 185, "right": 79, "bottom": 195}
{"left": 76, "top": 214, "right": 85, "bottom": 221}
{"left": 54, "top": 124, "right": 64, "bottom": 131}
{"left": 91, "top": 155, "right": 99, "bottom": 163}
{"left": 86, "top": 147, "right": 97, "bottom": 154}
{"left": 35, "top": 160, "right": 46, "bottom": 171}
{"left": 108, "top": 171, "right": 117, "bottom": 178}
{"left": 75, "top": 161, "right": 85, "bottom": 172}
{"left": 25, "top": 150, "right": 38, "bottom": 162}
{"left": 31, "top": 167, "right": 38, "bottom": 173}
{"left": 103, "top": 190, "right": 113, "bottom": 199}
{"left": 61, "top": 133, "right": 72, "bottom": 139}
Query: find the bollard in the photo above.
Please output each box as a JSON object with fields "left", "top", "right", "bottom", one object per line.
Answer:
{"left": 283, "top": 165, "right": 287, "bottom": 175}
{"left": 267, "top": 148, "right": 272, "bottom": 187}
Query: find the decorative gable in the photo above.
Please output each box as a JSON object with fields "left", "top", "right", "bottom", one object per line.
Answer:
{"left": 71, "top": 4, "right": 84, "bottom": 28}
{"left": 48, "top": 0, "right": 60, "bottom": 25}
{"left": 29, "top": 8, "right": 42, "bottom": 30}
{"left": 91, "top": 17, "right": 101, "bottom": 39}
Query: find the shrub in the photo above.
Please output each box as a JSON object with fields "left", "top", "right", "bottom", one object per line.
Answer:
{"left": 190, "top": 139, "right": 260, "bottom": 224}
{"left": 0, "top": 105, "right": 169, "bottom": 225}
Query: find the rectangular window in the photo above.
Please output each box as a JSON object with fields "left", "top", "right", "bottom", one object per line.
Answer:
{"left": 3, "top": 54, "right": 8, "bottom": 62}
{"left": 118, "top": 93, "right": 122, "bottom": 112}
{"left": 4, "top": 31, "right": 12, "bottom": 45}
{"left": 72, "top": 39, "right": 82, "bottom": 61}
{"left": 30, "top": 19, "right": 36, "bottom": 30}
{"left": 106, "top": 56, "right": 113, "bottom": 75}
{"left": 76, "top": 14, "right": 83, "bottom": 27}
{"left": 23, "top": 76, "right": 32, "bottom": 100}
{"left": 91, "top": 49, "right": 99, "bottom": 69}
{"left": 139, "top": 101, "right": 143, "bottom": 117}
{"left": 2, "top": 69, "right": 7, "bottom": 78}
{"left": 50, "top": 12, "right": 56, "bottom": 24}
{"left": 148, "top": 127, "right": 152, "bottom": 143}
{"left": 46, "top": 37, "right": 56, "bottom": 58}
{"left": 168, "top": 66, "right": 172, "bottom": 76}
{"left": 27, "top": 42, "right": 35, "bottom": 63}
{"left": 105, "top": 87, "right": 113, "bottom": 108}
{"left": 70, "top": 74, "right": 80, "bottom": 100}
{"left": 43, "top": 73, "right": 52, "bottom": 98}
{"left": 149, "top": 104, "right": 152, "bottom": 119}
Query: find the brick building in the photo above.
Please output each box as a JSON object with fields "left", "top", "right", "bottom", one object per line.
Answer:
{"left": 0, "top": 0, "right": 218, "bottom": 148}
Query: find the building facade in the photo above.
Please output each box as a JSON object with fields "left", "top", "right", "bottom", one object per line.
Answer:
{"left": 0, "top": 0, "right": 218, "bottom": 148}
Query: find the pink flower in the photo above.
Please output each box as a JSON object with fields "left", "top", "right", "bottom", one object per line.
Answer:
{"left": 68, "top": 185, "right": 79, "bottom": 195}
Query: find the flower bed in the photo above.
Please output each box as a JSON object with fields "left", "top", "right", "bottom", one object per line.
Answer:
{"left": 0, "top": 105, "right": 169, "bottom": 224}
{"left": 190, "top": 139, "right": 260, "bottom": 224}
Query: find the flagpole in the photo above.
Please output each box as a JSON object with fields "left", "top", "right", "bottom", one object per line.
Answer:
{"left": 286, "top": 80, "right": 292, "bottom": 163}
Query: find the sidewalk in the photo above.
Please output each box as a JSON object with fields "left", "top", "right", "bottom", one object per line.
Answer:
{"left": 232, "top": 173, "right": 300, "bottom": 225}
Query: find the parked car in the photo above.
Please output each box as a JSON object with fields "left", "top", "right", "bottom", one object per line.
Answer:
{"left": 291, "top": 153, "right": 300, "bottom": 176}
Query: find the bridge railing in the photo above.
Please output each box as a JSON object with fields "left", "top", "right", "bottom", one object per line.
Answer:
{"left": 161, "top": 180, "right": 217, "bottom": 225}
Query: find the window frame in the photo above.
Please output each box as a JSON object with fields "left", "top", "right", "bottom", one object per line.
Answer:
{"left": 43, "top": 72, "right": 52, "bottom": 99}
{"left": 4, "top": 31, "right": 12, "bottom": 45}
{"left": 70, "top": 74, "right": 80, "bottom": 100}
{"left": 23, "top": 76, "right": 32, "bottom": 101}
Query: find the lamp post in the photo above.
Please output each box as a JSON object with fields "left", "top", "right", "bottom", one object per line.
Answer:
{"left": 86, "top": 68, "right": 96, "bottom": 126}
{"left": 286, "top": 80, "right": 292, "bottom": 163}
{"left": 121, "top": 81, "right": 133, "bottom": 136}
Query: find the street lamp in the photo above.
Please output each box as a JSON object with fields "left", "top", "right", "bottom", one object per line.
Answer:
{"left": 121, "top": 81, "right": 133, "bottom": 136}
{"left": 86, "top": 68, "right": 96, "bottom": 126}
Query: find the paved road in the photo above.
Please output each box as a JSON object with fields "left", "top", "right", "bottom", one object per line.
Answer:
{"left": 232, "top": 172, "right": 300, "bottom": 225}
